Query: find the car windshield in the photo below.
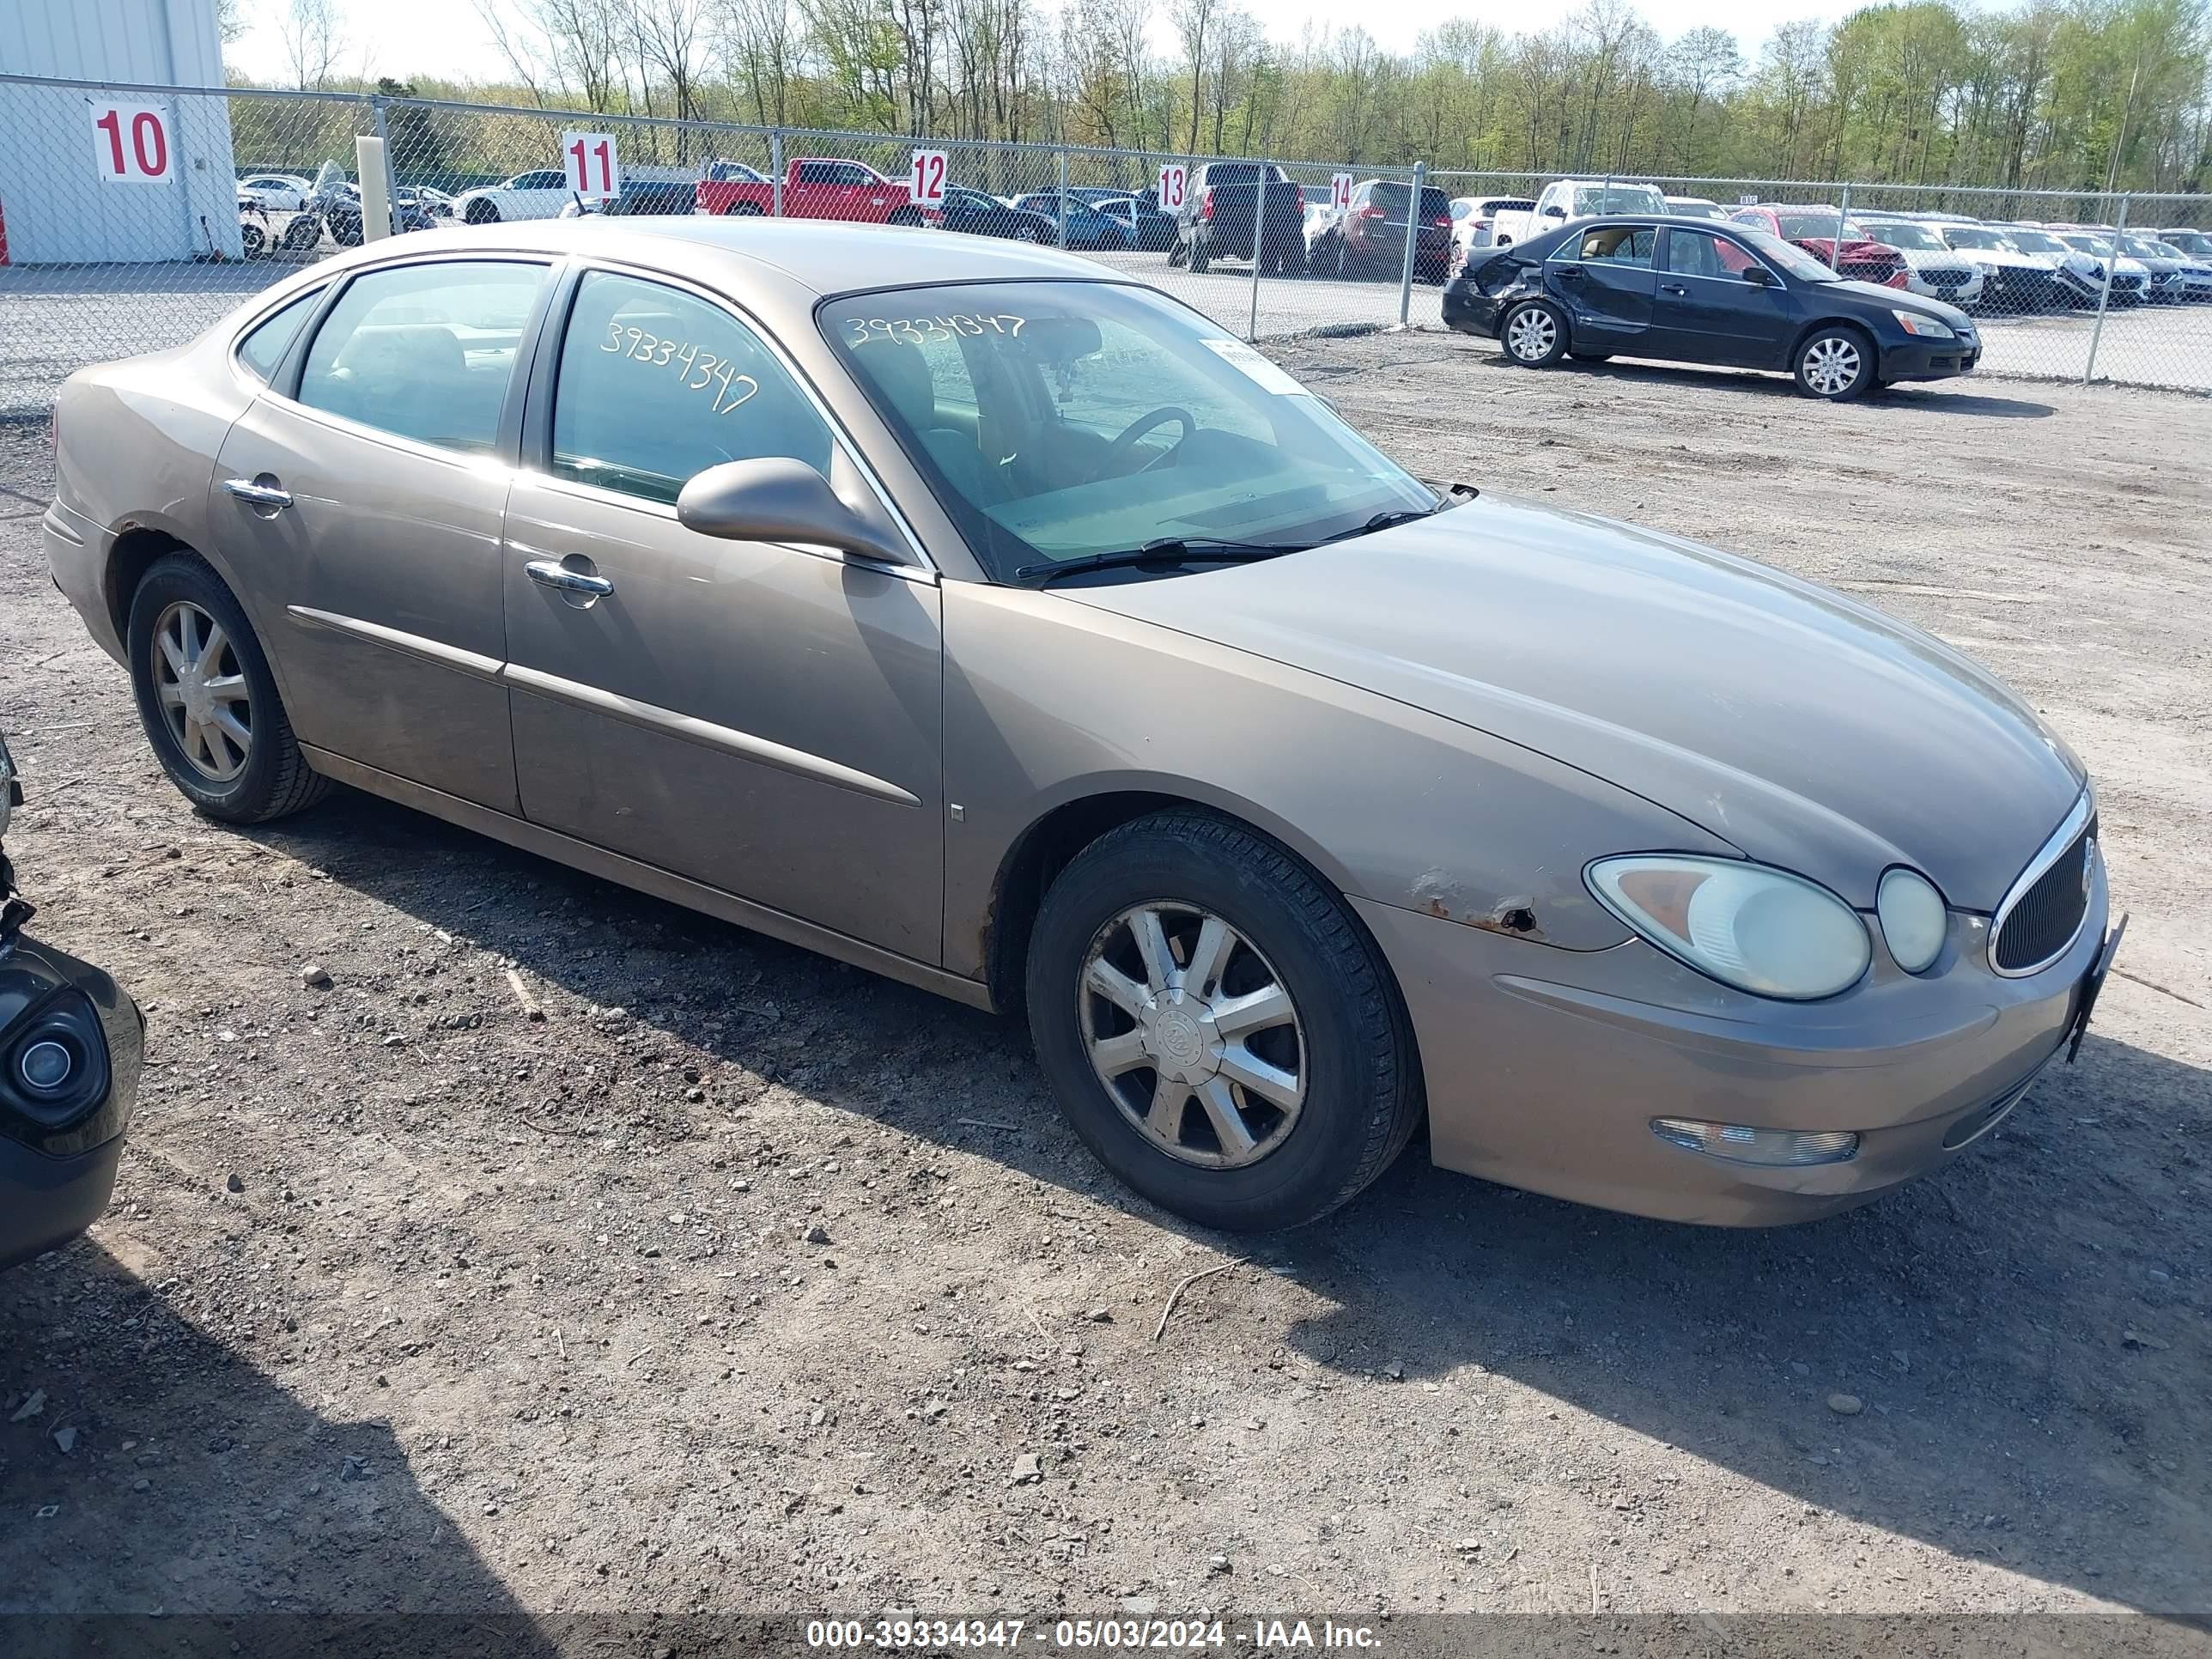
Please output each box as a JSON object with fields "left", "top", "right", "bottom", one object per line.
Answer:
{"left": 1735, "top": 228, "right": 1838, "bottom": 282}
{"left": 2122, "top": 237, "right": 2167, "bottom": 258}
{"left": 1940, "top": 226, "right": 2008, "bottom": 250}
{"left": 1775, "top": 213, "right": 1854, "bottom": 240}
{"left": 2060, "top": 234, "right": 2112, "bottom": 255}
{"left": 1667, "top": 200, "right": 1726, "bottom": 219}
{"left": 1571, "top": 185, "right": 1665, "bottom": 215}
{"left": 821, "top": 282, "right": 1436, "bottom": 582}
{"left": 2006, "top": 228, "right": 2067, "bottom": 252}
{"left": 1863, "top": 222, "right": 1943, "bottom": 251}
{"left": 2165, "top": 231, "right": 2212, "bottom": 254}
{"left": 1369, "top": 184, "right": 1452, "bottom": 222}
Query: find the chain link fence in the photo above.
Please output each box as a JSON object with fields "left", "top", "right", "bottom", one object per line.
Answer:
{"left": 4, "top": 72, "right": 2211, "bottom": 417}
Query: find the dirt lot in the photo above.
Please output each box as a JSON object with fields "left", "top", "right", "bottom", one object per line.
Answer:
{"left": 2, "top": 337, "right": 2209, "bottom": 1638}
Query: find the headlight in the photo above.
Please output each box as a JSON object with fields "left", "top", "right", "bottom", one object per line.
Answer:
{"left": 1876, "top": 867, "right": 1948, "bottom": 972}
{"left": 1586, "top": 855, "right": 1870, "bottom": 1000}
{"left": 1892, "top": 309, "right": 1955, "bottom": 337}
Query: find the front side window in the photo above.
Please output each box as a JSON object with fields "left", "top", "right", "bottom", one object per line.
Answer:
{"left": 550, "top": 270, "right": 833, "bottom": 506}
{"left": 821, "top": 282, "right": 1434, "bottom": 582}
{"left": 1570, "top": 226, "right": 1654, "bottom": 265}
{"left": 236, "top": 288, "right": 323, "bottom": 381}
{"left": 1664, "top": 229, "right": 1757, "bottom": 281}
{"left": 298, "top": 260, "right": 546, "bottom": 452}
{"left": 514, "top": 171, "right": 564, "bottom": 191}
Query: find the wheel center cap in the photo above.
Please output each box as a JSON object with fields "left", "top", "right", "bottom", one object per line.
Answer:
{"left": 1143, "top": 991, "right": 1221, "bottom": 1085}
{"left": 1155, "top": 1009, "right": 1204, "bottom": 1066}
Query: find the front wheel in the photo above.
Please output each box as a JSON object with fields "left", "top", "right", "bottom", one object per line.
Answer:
{"left": 1794, "top": 325, "right": 1875, "bottom": 400}
{"left": 1025, "top": 811, "right": 1422, "bottom": 1232}
{"left": 127, "top": 553, "right": 330, "bottom": 824}
{"left": 1500, "top": 301, "right": 1569, "bottom": 367}
{"left": 464, "top": 200, "right": 499, "bottom": 226}
{"left": 722, "top": 201, "right": 766, "bottom": 216}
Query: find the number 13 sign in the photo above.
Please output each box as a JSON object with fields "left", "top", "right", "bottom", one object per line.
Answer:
{"left": 1158, "top": 163, "right": 1188, "bottom": 211}
{"left": 89, "top": 102, "right": 173, "bottom": 185}
{"left": 562, "top": 131, "right": 622, "bottom": 199}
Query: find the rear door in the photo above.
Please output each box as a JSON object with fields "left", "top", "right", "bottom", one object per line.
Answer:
{"left": 1650, "top": 227, "right": 1797, "bottom": 368}
{"left": 211, "top": 255, "right": 554, "bottom": 811}
{"left": 1547, "top": 223, "right": 1656, "bottom": 344}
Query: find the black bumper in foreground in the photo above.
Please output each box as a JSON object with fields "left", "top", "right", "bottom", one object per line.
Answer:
{"left": 1, "top": 932, "right": 143, "bottom": 1270}
{"left": 1881, "top": 331, "right": 1981, "bottom": 381}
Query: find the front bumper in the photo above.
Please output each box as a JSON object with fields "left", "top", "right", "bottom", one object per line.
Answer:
{"left": 1904, "top": 269, "right": 1985, "bottom": 306}
{"left": 1881, "top": 328, "right": 1981, "bottom": 380}
{"left": 1355, "top": 860, "right": 2107, "bottom": 1226}
{"left": 1, "top": 933, "right": 144, "bottom": 1269}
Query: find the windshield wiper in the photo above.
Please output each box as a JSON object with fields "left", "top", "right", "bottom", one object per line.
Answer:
{"left": 1310, "top": 504, "right": 1449, "bottom": 547}
{"left": 1014, "top": 538, "right": 1298, "bottom": 586}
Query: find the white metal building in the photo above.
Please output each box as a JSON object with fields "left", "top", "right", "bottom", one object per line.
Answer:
{"left": 0, "top": 0, "right": 241, "bottom": 263}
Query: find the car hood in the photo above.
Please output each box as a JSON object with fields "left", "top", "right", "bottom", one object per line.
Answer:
{"left": 1063, "top": 497, "right": 2083, "bottom": 911}
{"left": 1823, "top": 280, "right": 1975, "bottom": 330}
{"left": 1954, "top": 247, "right": 2056, "bottom": 270}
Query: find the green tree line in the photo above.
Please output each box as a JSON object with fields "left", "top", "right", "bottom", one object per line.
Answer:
{"left": 229, "top": 0, "right": 2210, "bottom": 195}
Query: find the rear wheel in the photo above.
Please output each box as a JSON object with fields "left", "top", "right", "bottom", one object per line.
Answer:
{"left": 722, "top": 201, "right": 765, "bottom": 217}
{"left": 1794, "top": 325, "right": 1875, "bottom": 400}
{"left": 1188, "top": 234, "right": 1211, "bottom": 274}
{"left": 888, "top": 206, "right": 923, "bottom": 227}
{"left": 464, "top": 199, "right": 499, "bottom": 225}
{"left": 1500, "top": 301, "right": 1569, "bottom": 367}
{"left": 127, "top": 554, "right": 330, "bottom": 824}
{"left": 1025, "top": 811, "right": 1422, "bottom": 1232}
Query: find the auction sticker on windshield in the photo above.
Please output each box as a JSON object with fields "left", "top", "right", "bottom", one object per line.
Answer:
{"left": 1200, "top": 337, "right": 1307, "bottom": 396}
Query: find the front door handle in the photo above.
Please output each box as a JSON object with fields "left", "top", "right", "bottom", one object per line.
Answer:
{"left": 525, "top": 559, "right": 614, "bottom": 598}
{"left": 1661, "top": 282, "right": 1688, "bottom": 295}
{"left": 222, "top": 477, "right": 292, "bottom": 509}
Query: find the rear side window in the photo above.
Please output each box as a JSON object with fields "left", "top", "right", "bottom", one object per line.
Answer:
{"left": 1571, "top": 226, "right": 1654, "bottom": 265}
{"left": 297, "top": 260, "right": 547, "bottom": 453}
{"left": 550, "top": 270, "right": 834, "bottom": 506}
{"left": 235, "top": 289, "right": 322, "bottom": 382}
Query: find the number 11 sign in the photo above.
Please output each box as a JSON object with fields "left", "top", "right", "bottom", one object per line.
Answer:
{"left": 562, "top": 131, "right": 622, "bottom": 199}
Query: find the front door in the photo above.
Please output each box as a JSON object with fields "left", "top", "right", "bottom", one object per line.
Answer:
{"left": 1548, "top": 224, "right": 1656, "bottom": 345}
{"left": 1650, "top": 228, "right": 1798, "bottom": 368}
{"left": 212, "top": 256, "right": 553, "bottom": 812}
{"left": 501, "top": 267, "right": 946, "bottom": 963}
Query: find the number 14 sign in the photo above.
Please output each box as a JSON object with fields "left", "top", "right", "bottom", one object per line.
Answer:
{"left": 562, "top": 131, "right": 622, "bottom": 199}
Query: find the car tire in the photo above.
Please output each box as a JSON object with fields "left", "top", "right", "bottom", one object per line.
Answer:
{"left": 888, "top": 207, "right": 923, "bottom": 227}
{"left": 465, "top": 200, "right": 499, "bottom": 225}
{"left": 240, "top": 222, "right": 265, "bottom": 258}
{"left": 1500, "top": 301, "right": 1570, "bottom": 367}
{"left": 1167, "top": 234, "right": 1188, "bottom": 267}
{"left": 1189, "top": 235, "right": 1211, "bottom": 274}
{"left": 722, "top": 201, "right": 766, "bottom": 216}
{"left": 1025, "top": 810, "right": 1423, "bottom": 1233}
{"left": 280, "top": 217, "right": 320, "bottom": 252}
{"left": 127, "top": 553, "right": 331, "bottom": 825}
{"left": 1793, "top": 325, "right": 1875, "bottom": 400}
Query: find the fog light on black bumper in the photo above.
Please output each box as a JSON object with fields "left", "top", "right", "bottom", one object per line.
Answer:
{"left": 1651, "top": 1119, "right": 1860, "bottom": 1167}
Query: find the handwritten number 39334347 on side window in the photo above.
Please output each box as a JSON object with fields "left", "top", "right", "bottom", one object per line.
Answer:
{"left": 601, "top": 321, "right": 760, "bottom": 416}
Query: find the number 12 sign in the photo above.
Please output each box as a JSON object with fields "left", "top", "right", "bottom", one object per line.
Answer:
{"left": 89, "top": 102, "right": 173, "bottom": 185}
{"left": 909, "top": 149, "right": 948, "bottom": 208}
{"left": 562, "top": 131, "right": 622, "bottom": 199}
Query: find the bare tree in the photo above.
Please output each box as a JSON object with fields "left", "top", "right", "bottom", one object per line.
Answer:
{"left": 282, "top": 0, "right": 349, "bottom": 90}
{"left": 1170, "top": 0, "right": 1218, "bottom": 154}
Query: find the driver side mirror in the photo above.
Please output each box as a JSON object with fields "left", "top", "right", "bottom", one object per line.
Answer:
{"left": 1741, "top": 264, "right": 1773, "bottom": 287}
{"left": 677, "top": 458, "right": 914, "bottom": 566}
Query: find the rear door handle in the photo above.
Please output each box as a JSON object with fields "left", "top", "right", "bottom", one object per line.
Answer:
{"left": 1555, "top": 264, "right": 1584, "bottom": 280}
{"left": 1661, "top": 283, "right": 1688, "bottom": 295}
{"left": 525, "top": 559, "right": 614, "bottom": 598}
{"left": 222, "top": 477, "right": 292, "bottom": 509}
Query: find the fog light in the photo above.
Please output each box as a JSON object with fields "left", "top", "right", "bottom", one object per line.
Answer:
{"left": 1651, "top": 1118, "right": 1859, "bottom": 1166}
{"left": 19, "top": 1038, "right": 75, "bottom": 1093}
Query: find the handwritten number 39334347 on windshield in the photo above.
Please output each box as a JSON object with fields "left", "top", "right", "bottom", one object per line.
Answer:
{"left": 602, "top": 322, "right": 760, "bottom": 416}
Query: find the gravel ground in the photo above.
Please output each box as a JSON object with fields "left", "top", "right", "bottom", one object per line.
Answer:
{"left": 1, "top": 339, "right": 2208, "bottom": 1637}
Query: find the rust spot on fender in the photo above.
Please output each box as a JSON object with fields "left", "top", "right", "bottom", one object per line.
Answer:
{"left": 1409, "top": 869, "right": 1545, "bottom": 941}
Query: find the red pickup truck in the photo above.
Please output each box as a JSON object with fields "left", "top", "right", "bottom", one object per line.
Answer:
{"left": 696, "top": 157, "right": 934, "bottom": 224}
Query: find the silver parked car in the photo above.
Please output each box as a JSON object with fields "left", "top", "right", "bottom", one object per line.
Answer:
{"left": 43, "top": 222, "right": 2120, "bottom": 1231}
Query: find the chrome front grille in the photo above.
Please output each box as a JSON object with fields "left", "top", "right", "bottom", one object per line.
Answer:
{"left": 1991, "top": 795, "right": 2097, "bottom": 976}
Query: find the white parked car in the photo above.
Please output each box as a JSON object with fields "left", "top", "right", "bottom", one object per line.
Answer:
{"left": 2049, "top": 230, "right": 2152, "bottom": 304}
{"left": 237, "top": 173, "right": 313, "bottom": 212}
{"left": 447, "top": 169, "right": 576, "bottom": 225}
{"left": 1987, "top": 224, "right": 2113, "bottom": 305}
{"left": 1662, "top": 195, "right": 1730, "bottom": 221}
{"left": 1489, "top": 179, "right": 1668, "bottom": 247}
{"left": 1926, "top": 222, "right": 2084, "bottom": 312}
{"left": 1855, "top": 219, "right": 1985, "bottom": 308}
{"left": 1447, "top": 195, "right": 1536, "bottom": 266}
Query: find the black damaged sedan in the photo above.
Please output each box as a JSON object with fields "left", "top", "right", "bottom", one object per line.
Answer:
{"left": 1, "top": 731, "right": 143, "bottom": 1270}
{"left": 1444, "top": 216, "right": 1980, "bottom": 400}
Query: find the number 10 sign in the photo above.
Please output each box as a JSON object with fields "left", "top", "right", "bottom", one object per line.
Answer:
{"left": 562, "top": 131, "right": 622, "bottom": 199}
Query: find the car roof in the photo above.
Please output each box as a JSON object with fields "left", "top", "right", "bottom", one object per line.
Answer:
{"left": 373, "top": 217, "right": 1121, "bottom": 298}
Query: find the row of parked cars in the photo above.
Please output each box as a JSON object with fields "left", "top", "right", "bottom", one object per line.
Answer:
{"left": 1453, "top": 178, "right": 2212, "bottom": 316}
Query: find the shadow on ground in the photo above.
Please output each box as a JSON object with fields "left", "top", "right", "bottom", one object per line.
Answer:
{"left": 217, "top": 785, "right": 2212, "bottom": 1620}
{"left": 1462, "top": 349, "right": 2059, "bottom": 417}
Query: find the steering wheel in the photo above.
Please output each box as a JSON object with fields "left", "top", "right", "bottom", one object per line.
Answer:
{"left": 1099, "top": 405, "right": 1195, "bottom": 477}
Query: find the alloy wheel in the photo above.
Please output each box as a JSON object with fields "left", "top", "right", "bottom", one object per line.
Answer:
{"left": 1078, "top": 902, "right": 1306, "bottom": 1170}
{"left": 151, "top": 600, "right": 252, "bottom": 782}
{"left": 1803, "top": 336, "right": 1863, "bottom": 395}
{"left": 1506, "top": 307, "right": 1557, "bottom": 361}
